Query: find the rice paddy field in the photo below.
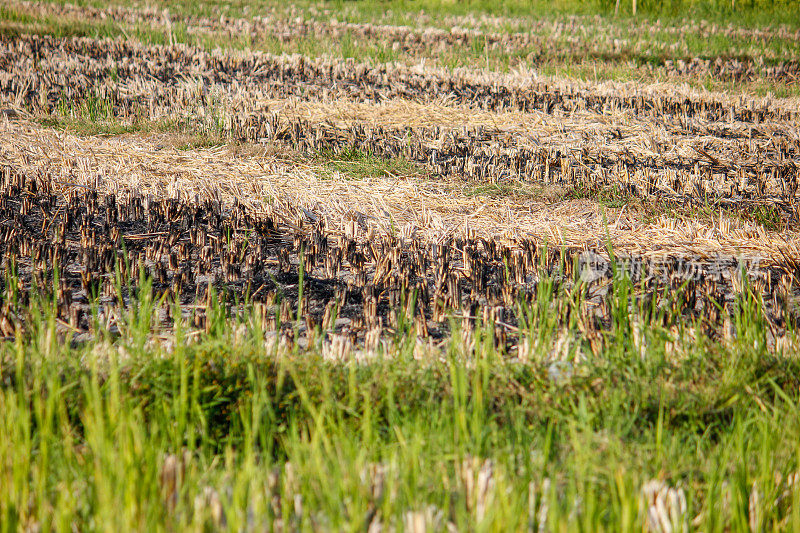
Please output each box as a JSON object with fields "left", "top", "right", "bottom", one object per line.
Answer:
{"left": 1, "top": 0, "right": 800, "bottom": 530}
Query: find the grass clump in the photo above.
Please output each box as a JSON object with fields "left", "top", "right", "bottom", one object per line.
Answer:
{"left": 561, "top": 182, "right": 792, "bottom": 231}
{"left": 1, "top": 267, "right": 800, "bottom": 530}
{"left": 740, "top": 203, "right": 787, "bottom": 232}
{"left": 34, "top": 93, "right": 231, "bottom": 148}
{"left": 317, "top": 148, "right": 425, "bottom": 180}
{"left": 463, "top": 180, "right": 549, "bottom": 200}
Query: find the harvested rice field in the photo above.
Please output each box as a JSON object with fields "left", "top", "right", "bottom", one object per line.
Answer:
{"left": 2, "top": 1, "right": 800, "bottom": 531}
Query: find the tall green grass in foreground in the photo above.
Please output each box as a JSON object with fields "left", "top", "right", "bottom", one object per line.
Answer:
{"left": 1, "top": 269, "right": 800, "bottom": 531}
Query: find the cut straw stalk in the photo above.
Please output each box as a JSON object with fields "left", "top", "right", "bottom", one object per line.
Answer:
{"left": 6, "top": 0, "right": 800, "bottom": 69}
{"left": 2, "top": 120, "right": 798, "bottom": 263}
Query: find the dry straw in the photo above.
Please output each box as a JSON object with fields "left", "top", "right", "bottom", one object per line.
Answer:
{"left": 2, "top": 120, "right": 798, "bottom": 264}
